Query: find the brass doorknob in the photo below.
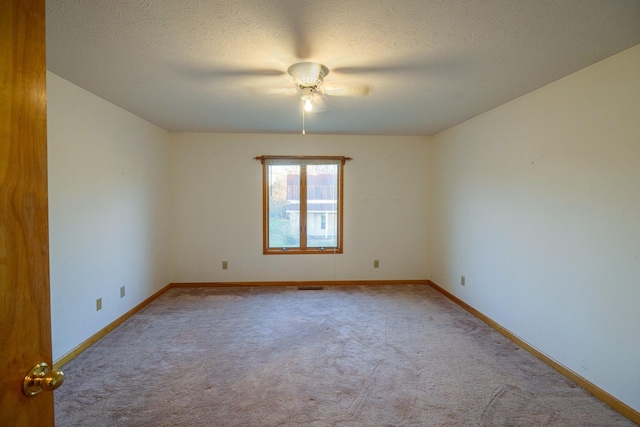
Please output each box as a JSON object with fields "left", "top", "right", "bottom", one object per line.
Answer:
{"left": 23, "top": 362, "right": 65, "bottom": 396}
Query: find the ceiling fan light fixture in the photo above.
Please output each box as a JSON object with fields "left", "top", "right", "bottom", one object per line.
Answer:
{"left": 288, "top": 62, "right": 329, "bottom": 88}
{"left": 301, "top": 87, "right": 314, "bottom": 112}
{"left": 281, "top": 61, "right": 371, "bottom": 134}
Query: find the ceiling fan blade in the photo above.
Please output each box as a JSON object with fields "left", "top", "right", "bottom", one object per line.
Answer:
{"left": 333, "top": 56, "right": 460, "bottom": 76}
{"left": 251, "top": 86, "right": 299, "bottom": 96}
{"left": 332, "top": 59, "right": 438, "bottom": 75}
{"left": 311, "top": 94, "right": 328, "bottom": 112}
{"left": 281, "top": 3, "right": 313, "bottom": 59}
{"left": 332, "top": 65, "right": 401, "bottom": 75}
{"left": 213, "top": 68, "right": 286, "bottom": 77}
{"left": 291, "top": 25, "right": 312, "bottom": 60}
{"left": 175, "top": 62, "right": 285, "bottom": 79}
{"left": 323, "top": 84, "right": 371, "bottom": 97}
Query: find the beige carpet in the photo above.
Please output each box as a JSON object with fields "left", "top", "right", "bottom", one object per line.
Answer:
{"left": 55, "top": 285, "right": 634, "bottom": 426}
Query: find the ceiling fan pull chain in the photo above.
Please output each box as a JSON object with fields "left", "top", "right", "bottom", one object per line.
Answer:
{"left": 302, "top": 105, "right": 306, "bottom": 136}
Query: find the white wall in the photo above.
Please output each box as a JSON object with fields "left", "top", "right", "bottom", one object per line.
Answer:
{"left": 428, "top": 44, "right": 640, "bottom": 411}
{"left": 169, "top": 133, "right": 430, "bottom": 283}
{"left": 47, "top": 72, "right": 172, "bottom": 361}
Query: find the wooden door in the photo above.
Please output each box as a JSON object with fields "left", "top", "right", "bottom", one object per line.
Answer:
{"left": 0, "top": 0, "right": 54, "bottom": 426}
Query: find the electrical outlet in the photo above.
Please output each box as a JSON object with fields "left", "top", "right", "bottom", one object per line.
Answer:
{"left": 222, "top": 261, "right": 228, "bottom": 270}
{"left": 96, "top": 298, "right": 102, "bottom": 311}
{"left": 120, "top": 286, "right": 126, "bottom": 298}
{"left": 461, "top": 275, "right": 466, "bottom": 286}
{"left": 374, "top": 260, "right": 380, "bottom": 268}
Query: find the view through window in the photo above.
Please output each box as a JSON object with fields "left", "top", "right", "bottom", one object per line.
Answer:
{"left": 256, "top": 156, "right": 350, "bottom": 254}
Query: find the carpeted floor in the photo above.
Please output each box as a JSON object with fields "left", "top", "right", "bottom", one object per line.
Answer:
{"left": 55, "top": 285, "right": 634, "bottom": 426}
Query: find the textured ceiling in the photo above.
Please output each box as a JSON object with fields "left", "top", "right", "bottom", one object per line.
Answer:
{"left": 46, "top": 1, "right": 640, "bottom": 136}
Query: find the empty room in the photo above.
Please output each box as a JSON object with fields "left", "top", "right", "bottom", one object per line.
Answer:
{"left": 2, "top": 0, "right": 640, "bottom": 425}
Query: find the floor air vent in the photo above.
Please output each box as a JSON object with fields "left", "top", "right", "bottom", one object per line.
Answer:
{"left": 297, "top": 286, "right": 324, "bottom": 291}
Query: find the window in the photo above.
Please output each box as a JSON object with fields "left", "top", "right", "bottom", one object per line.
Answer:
{"left": 255, "top": 155, "right": 351, "bottom": 254}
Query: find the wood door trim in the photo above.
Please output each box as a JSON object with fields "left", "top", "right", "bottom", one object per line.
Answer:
{"left": 54, "top": 284, "right": 172, "bottom": 369}
{"left": 428, "top": 280, "right": 640, "bottom": 425}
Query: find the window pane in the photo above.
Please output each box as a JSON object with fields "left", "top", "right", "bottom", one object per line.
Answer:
{"left": 268, "top": 165, "right": 300, "bottom": 248}
{"left": 306, "top": 164, "right": 338, "bottom": 248}
{"left": 260, "top": 156, "right": 346, "bottom": 254}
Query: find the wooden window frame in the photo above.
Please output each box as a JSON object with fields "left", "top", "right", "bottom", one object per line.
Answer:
{"left": 255, "top": 155, "right": 351, "bottom": 255}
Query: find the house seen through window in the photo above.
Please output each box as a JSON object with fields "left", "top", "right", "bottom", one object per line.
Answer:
{"left": 255, "top": 156, "right": 350, "bottom": 254}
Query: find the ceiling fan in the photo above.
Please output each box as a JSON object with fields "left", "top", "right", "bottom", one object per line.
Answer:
{"left": 286, "top": 61, "right": 371, "bottom": 111}
{"left": 181, "top": 59, "right": 374, "bottom": 134}
{"left": 257, "top": 61, "right": 371, "bottom": 134}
